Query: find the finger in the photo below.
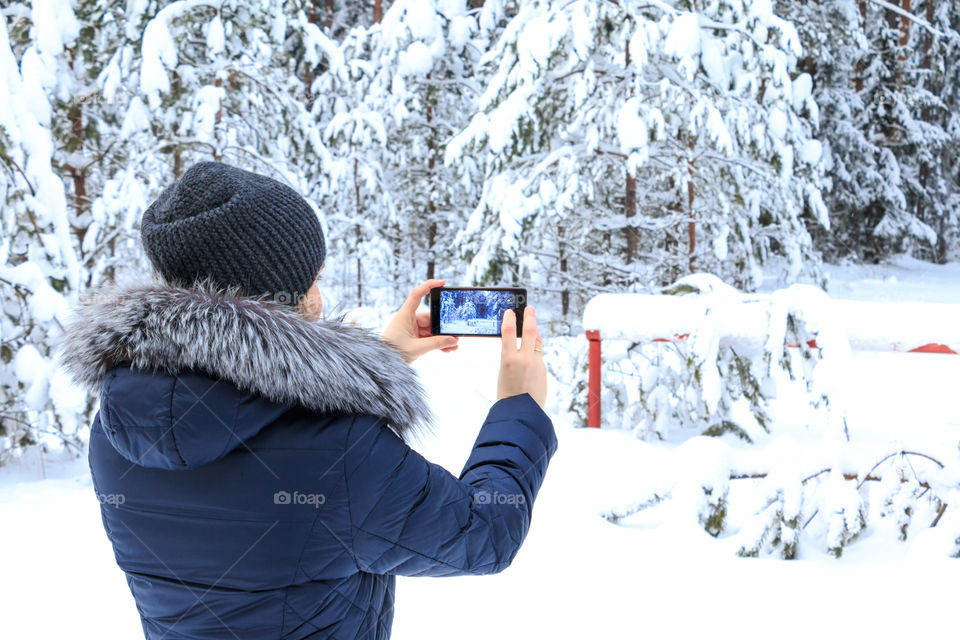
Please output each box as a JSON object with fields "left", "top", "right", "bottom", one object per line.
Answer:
{"left": 413, "top": 335, "right": 458, "bottom": 358}
{"left": 521, "top": 306, "right": 539, "bottom": 353}
{"left": 403, "top": 279, "right": 446, "bottom": 312}
{"left": 415, "top": 310, "right": 432, "bottom": 337}
{"left": 440, "top": 343, "right": 459, "bottom": 353}
{"left": 500, "top": 308, "right": 517, "bottom": 353}
{"left": 534, "top": 336, "right": 543, "bottom": 356}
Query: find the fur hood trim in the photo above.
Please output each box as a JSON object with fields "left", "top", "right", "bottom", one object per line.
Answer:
{"left": 58, "top": 281, "right": 432, "bottom": 437}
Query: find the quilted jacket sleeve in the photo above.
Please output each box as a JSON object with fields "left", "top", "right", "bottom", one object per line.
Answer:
{"left": 343, "top": 393, "right": 557, "bottom": 577}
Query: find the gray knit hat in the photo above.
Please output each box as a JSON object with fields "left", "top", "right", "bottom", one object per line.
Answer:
{"left": 141, "top": 161, "right": 325, "bottom": 305}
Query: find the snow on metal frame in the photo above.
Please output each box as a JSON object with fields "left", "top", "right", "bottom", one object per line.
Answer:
{"left": 583, "top": 292, "right": 960, "bottom": 354}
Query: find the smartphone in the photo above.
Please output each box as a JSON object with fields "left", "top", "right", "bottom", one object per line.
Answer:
{"left": 430, "top": 287, "right": 526, "bottom": 337}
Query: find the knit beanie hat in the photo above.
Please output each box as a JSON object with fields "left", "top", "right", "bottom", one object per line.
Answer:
{"left": 141, "top": 161, "right": 325, "bottom": 305}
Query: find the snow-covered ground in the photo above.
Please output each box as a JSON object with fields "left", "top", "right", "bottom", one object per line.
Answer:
{"left": 2, "top": 258, "right": 959, "bottom": 639}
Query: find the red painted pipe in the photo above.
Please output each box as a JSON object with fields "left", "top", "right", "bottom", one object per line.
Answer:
{"left": 586, "top": 330, "right": 602, "bottom": 428}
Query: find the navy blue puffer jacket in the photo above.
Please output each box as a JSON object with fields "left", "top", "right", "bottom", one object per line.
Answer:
{"left": 60, "top": 283, "right": 557, "bottom": 639}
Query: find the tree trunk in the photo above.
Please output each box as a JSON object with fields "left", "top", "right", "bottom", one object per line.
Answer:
{"left": 884, "top": 1, "right": 907, "bottom": 88}
{"left": 899, "top": 0, "right": 911, "bottom": 49}
{"left": 624, "top": 21, "right": 638, "bottom": 264}
{"left": 374, "top": 0, "right": 382, "bottom": 23}
{"left": 687, "top": 137, "right": 696, "bottom": 273}
{"left": 354, "top": 157, "right": 363, "bottom": 305}
{"left": 687, "top": 177, "right": 696, "bottom": 273}
{"left": 558, "top": 225, "right": 569, "bottom": 316}
{"left": 854, "top": 1, "right": 868, "bottom": 91}
{"left": 426, "top": 223, "right": 437, "bottom": 280}
{"left": 66, "top": 87, "right": 90, "bottom": 281}
{"left": 67, "top": 105, "right": 87, "bottom": 220}
{"left": 625, "top": 174, "right": 638, "bottom": 262}
{"left": 303, "top": 1, "right": 324, "bottom": 111}
{"left": 426, "top": 98, "right": 438, "bottom": 281}
{"left": 393, "top": 222, "right": 402, "bottom": 293}
{"left": 921, "top": 0, "right": 940, "bottom": 261}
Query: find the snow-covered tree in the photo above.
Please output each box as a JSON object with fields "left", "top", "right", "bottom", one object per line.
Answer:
{"left": 2, "top": 1, "right": 89, "bottom": 460}
{"left": 447, "top": 0, "right": 830, "bottom": 325}
{"left": 786, "top": 0, "right": 960, "bottom": 262}
{"left": 310, "top": 0, "right": 487, "bottom": 308}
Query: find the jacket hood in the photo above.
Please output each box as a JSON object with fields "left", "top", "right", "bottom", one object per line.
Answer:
{"left": 59, "top": 280, "right": 432, "bottom": 468}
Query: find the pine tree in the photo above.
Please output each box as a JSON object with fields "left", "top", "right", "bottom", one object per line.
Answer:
{"left": 447, "top": 0, "right": 830, "bottom": 328}
{"left": 1, "top": 1, "right": 86, "bottom": 459}
{"left": 791, "top": 0, "right": 960, "bottom": 262}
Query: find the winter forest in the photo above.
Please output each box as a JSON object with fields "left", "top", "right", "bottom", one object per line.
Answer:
{"left": 2, "top": 1, "right": 960, "bottom": 636}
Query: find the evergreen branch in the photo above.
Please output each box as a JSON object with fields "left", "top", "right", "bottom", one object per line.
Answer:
{"left": 0, "top": 148, "right": 36, "bottom": 196}
{"left": 865, "top": 0, "right": 945, "bottom": 39}
{"left": 603, "top": 492, "right": 670, "bottom": 523}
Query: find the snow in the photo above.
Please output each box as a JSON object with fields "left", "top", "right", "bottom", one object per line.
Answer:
{"left": 4, "top": 262, "right": 960, "bottom": 637}
{"left": 616, "top": 97, "right": 648, "bottom": 155}
{"left": 399, "top": 41, "right": 434, "bottom": 76}
{"left": 301, "top": 21, "right": 345, "bottom": 76}
{"left": 800, "top": 138, "right": 822, "bottom": 164}
{"left": 206, "top": 15, "right": 225, "bottom": 55}
{"left": 517, "top": 15, "right": 555, "bottom": 77}
{"left": 401, "top": 1, "right": 443, "bottom": 42}
{"left": 700, "top": 35, "right": 728, "bottom": 88}
{"left": 0, "top": 21, "right": 79, "bottom": 289}
{"left": 270, "top": 11, "right": 286, "bottom": 43}
{"left": 663, "top": 12, "right": 701, "bottom": 60}
{"left": 583, "top": 284, "right": 960, "bottom": 353}
{"left": 192, "top": 85, "right": 226, "bottom": 142}
{"left": 13, "top": 343, "right": 45, "bottom": 384}
{"left": 30, "top": 0, "right": 80, "bottom": 62}
{"left": 486, "top": 86, "right": 532, "bottom": 154}
{"left": 119, "top": 96, "right": 151, "bottom": 138}
{"left": 768, "top": 105, "right": 788, "bottom": 140}
{"left": 791, "top": 72, "right": 813, "bottom": 113}
{"left": 447, "top": 16, "right": 474, "bottom": 51}
{"left": 823, "top": 256, "right": 960, "bottom": 304}
{"left": 0, "top": 261, "right": 70, "bottom": 324}
{"left": 98, "top": 51, "right": 123, "bottom": 102}
{"left": 705, "top": 102, "right": 732, "bottom": 154}
{"left": 139, "top": 1, "right": 201, "bottom": 100}
{"left": 18, "top": 48, "right": 54, "bottom": 125}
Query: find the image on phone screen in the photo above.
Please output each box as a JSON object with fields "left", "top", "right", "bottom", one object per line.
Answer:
{"left": 438, "top": 289, "right": 520, "bottom": 336}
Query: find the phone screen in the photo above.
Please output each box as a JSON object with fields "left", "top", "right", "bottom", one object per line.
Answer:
{"left": 433, "top": 288, "right": 525, "bottom": 336}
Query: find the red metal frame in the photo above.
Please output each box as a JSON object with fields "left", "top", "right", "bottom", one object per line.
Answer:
{"left": 907, "top": 343, "right": 957, "bottom": 354}
{"left": 586, "top": 330, "right": 602, "bottom": 428}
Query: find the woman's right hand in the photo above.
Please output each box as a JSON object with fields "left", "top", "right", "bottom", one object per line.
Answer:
{"left": 497, "top": 307, "right": 547, "bottom": 409}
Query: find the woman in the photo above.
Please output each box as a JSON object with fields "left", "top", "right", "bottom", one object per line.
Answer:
{"left": 60, "top": 161, "right": 557, "bottom": 639}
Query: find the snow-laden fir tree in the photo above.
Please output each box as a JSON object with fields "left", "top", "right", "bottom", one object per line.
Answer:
{"left": 862, "top": 1, "right": 960, "bottom": 262}
{"left": 786, "top": 0, "right": 960, "bottom": 263}
{"left": 447, "top": 0, "right": 830, "bottom": 325}
{"left": 1, "top": 0, "right": 88, "bottom": 460}
{"left": 372, "top": 0, "right": 487, "bottom": 288}
{"left": 309, "top": 0, "right": 488, "bottom": 308}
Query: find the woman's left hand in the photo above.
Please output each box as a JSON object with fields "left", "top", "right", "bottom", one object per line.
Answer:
{"left": 382, "top": 279, "right": 459, "bottom": 363}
